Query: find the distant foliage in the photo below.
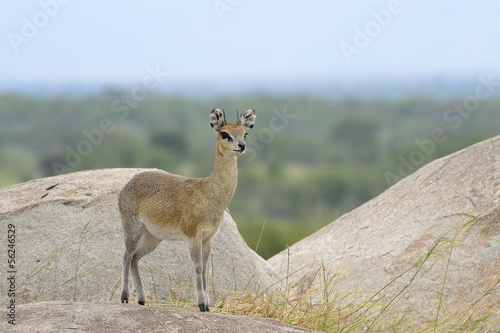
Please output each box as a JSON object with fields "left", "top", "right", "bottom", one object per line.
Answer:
{"left": 150, "top": 130, "right": 189, "bottom": 155}
{"left": 1, "top": 93, "right": 499, "bottom": 258}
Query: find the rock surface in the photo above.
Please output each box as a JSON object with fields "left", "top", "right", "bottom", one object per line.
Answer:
{"left": 269, "top": 135, "right": 500, "bottom": 318}
{"left": 0, "top": 168, "right": 277, "bottom": 305}
{"left": 0, "top": 301, "right": 319, "bottom": 332}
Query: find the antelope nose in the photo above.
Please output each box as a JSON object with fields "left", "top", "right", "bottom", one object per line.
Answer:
{"left": 238, "top": 141, "right": 246, "bottom": 150}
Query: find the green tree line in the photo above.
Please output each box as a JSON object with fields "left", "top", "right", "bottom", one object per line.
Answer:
{"left": 1, "top": 92, "right": 499, "bottom": 258}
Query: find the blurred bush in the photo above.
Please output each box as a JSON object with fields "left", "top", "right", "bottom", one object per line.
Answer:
{"left": 1, "top": 93, "right": 499, "bottom": 258}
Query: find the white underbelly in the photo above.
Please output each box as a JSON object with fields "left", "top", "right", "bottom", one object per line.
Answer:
{"left": 139, "top": 216, "right": 189, "bottom": 241}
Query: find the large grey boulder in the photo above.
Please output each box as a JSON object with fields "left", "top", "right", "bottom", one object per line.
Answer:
{"left": 269, "top": 135, "right": 500, "bottom": 321}
{"left": 0, "top": 301, "right": 319, "bottom": 332}
{"left": 0, "top": 168, "right": 277, "bottom": 305}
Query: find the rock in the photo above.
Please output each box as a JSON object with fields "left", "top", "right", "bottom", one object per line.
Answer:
{"left": 0, "top": 168, "right": 277, "bottom": 305}
{"left": 0, "top": 301, "right": 319, "bottom": 332}
{"left": 269, "top": 136, "right": 500, "bottom": 320}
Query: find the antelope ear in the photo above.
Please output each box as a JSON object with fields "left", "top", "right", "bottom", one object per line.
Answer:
{"left": 237, "top": 109, "right": 256, "bottom": 130}
{"left": 210, "top": 108, "right": 226, "bottom": 134}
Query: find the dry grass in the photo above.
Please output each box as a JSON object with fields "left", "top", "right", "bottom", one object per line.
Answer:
{"left": 16, "top": 214, "right": 500, "bottom": 332}
{"left": 142, "top": 262, "right": 499, "bottom": 333}
{"left": 145, "top": 214, "right": 500, "bottom": 332}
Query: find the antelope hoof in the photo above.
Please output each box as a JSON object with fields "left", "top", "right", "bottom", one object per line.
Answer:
{"left": 121, "top": 298, "right": 128, "bottom": 304}
{"left": 198, "top": 304, "right": 210, "bottom": 312}
{"left": 138, "top": 300, "right": 145, "bottom": 306}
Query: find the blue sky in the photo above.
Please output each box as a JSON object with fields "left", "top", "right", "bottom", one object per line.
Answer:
{"left": 1, "top": 0, "right": 500, "bottom": 91}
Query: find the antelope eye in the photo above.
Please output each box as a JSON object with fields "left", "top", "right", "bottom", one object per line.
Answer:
{"left": 220, "top": 132, "right": 233, "bottom": 142}
{"left": 244, "top": 133, "right": 248, "bottom": 139}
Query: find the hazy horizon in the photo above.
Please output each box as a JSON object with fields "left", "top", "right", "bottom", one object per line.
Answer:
{"left": 2, "top": 1, "right": 500, "bottom": 97}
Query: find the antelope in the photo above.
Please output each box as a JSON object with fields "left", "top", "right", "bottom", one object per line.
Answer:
{"left": 119, "top": 108, "right": 256, "bottom": 312}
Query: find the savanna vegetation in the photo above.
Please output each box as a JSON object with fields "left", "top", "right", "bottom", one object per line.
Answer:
{"left": 1, "top": 92, "right": 499, "bottom": 259}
